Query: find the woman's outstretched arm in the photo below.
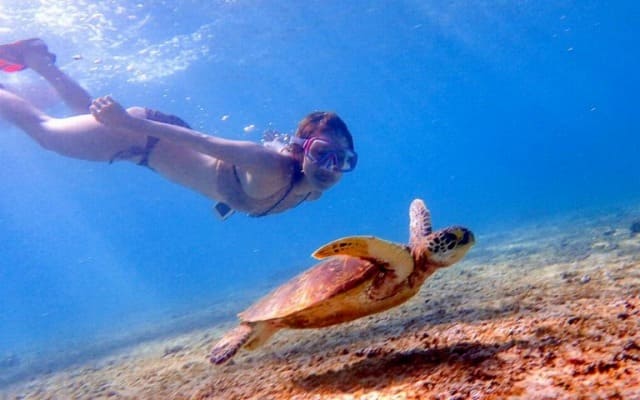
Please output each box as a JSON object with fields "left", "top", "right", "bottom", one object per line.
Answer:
{"left": 90, "top": 96, "right": 288, "bottom": 171}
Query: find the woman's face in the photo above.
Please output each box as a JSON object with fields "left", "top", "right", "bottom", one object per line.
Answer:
{"left": 301, "top": 133, "right": 354, "bottom": 191}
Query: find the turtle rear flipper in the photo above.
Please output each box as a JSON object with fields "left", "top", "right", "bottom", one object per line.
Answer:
{"left": 209, "top": 323, "right": 253, "bottom": 365}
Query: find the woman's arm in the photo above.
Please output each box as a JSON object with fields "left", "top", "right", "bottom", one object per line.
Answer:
{"left": 90, "top": 96, "right": 286, "bottom": 170}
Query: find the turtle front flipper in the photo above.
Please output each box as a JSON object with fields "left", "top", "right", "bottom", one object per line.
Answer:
{"left": 209, "top": 323, "right": 253, "bottom": 365}
{"left": 313, "top": 236, "right": 414, "bottom": 292}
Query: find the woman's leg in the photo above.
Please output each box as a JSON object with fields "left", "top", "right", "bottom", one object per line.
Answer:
{"left": 21, "top": 40, "right": 92, "bottom": 114}
{"left": 0, "top": 38, "right": 91, "bottom": 114}
{"left": 0, "top": 87, "right": 146, "bottom": 161}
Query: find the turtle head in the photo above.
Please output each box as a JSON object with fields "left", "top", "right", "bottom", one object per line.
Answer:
{"left": 408, "top": 199, "right": 474, "bottom": 267}
{"left": 422, "top": 226, "right": 475, "bottom": 267}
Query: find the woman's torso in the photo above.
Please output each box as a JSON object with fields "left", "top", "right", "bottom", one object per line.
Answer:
{"left": 148, "top": 141, "right": 313, "bottom": 216}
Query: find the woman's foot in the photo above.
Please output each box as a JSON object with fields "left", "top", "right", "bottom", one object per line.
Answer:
{"left": 0, "top": 38, "right": 56, "bottom": 73}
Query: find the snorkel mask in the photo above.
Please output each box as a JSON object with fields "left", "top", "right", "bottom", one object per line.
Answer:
{"left": 291, "top": 136, "right": 358, "bottom": 172}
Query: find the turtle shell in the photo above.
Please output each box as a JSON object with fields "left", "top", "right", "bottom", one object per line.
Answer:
{"left": 239, "top": 255, "right": 379, "bottom": 322}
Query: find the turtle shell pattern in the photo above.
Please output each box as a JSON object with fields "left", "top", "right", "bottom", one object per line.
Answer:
{"left": 239, "top": 255, "right": 379, "bottom": 327}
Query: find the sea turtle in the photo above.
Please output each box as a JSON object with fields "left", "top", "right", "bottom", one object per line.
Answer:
{"left": 209, "top": 199, "right": 475, "bottom": 364}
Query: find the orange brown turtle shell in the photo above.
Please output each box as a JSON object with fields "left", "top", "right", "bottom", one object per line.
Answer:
{"left": 239, "top": 256, "right": 379, "bottom": 325}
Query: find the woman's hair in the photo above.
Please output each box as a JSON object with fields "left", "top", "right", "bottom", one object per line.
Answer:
{"left": 295, "top": 111, "right": 354, "bottom": 150}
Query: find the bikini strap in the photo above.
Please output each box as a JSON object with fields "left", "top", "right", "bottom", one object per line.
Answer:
{"left": 137, "top": 136, "right": 160, "bottom": 167}
{"left": 251, "top": 179, "right": 297, "bottom": 217}
{"left": 217, "top": 165, "right": 309, "bottom": 219}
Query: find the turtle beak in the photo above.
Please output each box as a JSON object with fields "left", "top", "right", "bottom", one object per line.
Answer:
{"left": 458, "top": 229, "right": 475, "bottom": 246}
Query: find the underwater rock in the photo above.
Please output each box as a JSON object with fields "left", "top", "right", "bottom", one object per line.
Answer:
{"left": 0, "top": 353, "right": 20, "bottom": 369}
{"left": 630, "top": 220, "right": 640, "bottom": 236}
{"left": 163, "top": 344, "right": 186, "bottom": 357}
{"left": 591, "top": 241, "right": 618, "bottom": 252}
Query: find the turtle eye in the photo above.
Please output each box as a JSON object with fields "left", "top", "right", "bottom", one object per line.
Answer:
{"left": 442, "top": 232, "right": 458, "bottom": 244}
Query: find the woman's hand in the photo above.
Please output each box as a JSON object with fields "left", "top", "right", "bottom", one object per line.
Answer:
{"left": 90, "top": 96, "right": 134, "bottom": 127}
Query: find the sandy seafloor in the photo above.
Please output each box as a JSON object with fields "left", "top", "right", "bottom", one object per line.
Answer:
{"left": 1, "top": 204, "right": 639, "bottom": 400}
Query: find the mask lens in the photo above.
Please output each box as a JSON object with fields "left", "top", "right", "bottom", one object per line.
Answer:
{"left": 342, "top": 150, "right": 357, "bottom": 171}
{"left": 306, "top": 138, "right": 357, "bottom": 172}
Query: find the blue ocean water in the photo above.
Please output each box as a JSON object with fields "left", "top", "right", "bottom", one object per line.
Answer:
{"left": 0, "top": 0, "right": 638, "bottom": 375}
